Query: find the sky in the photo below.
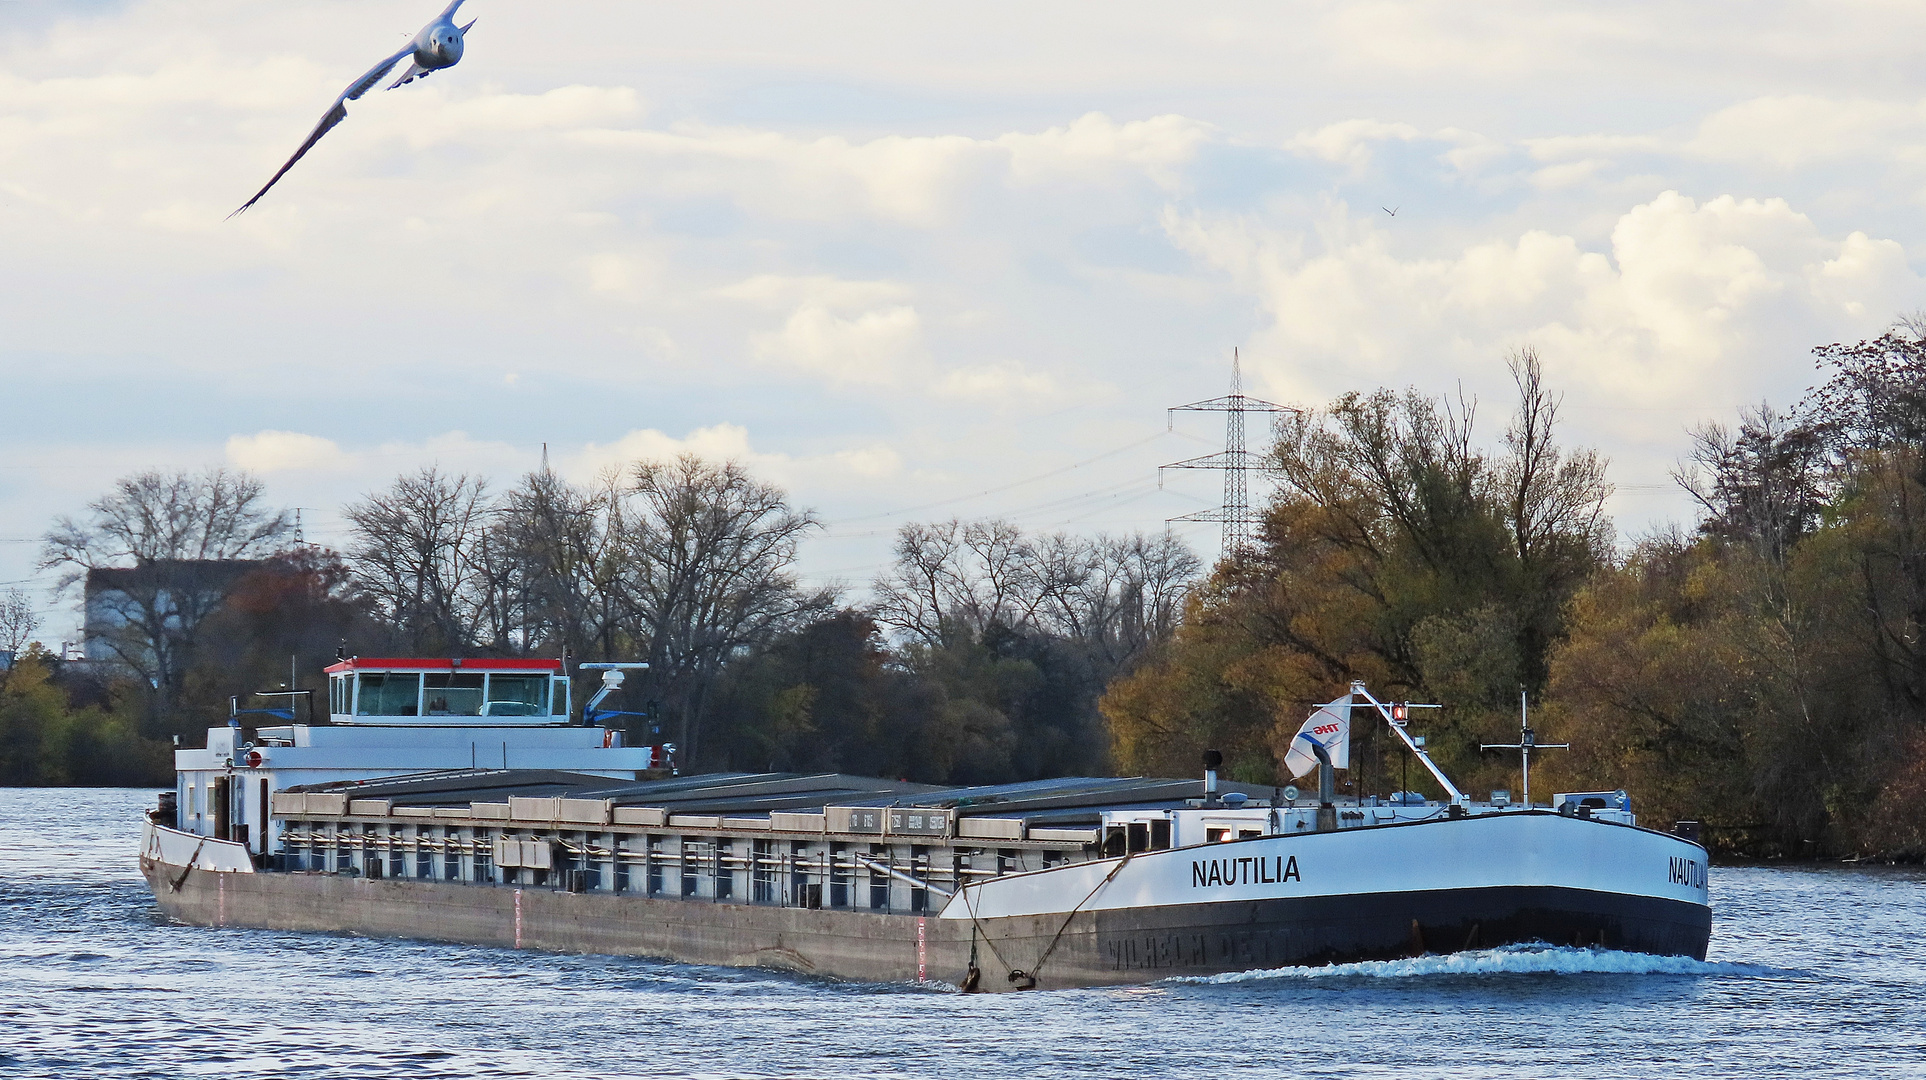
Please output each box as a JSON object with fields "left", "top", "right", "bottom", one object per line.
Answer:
{"left": 5, "top": 0, "right": 1926, "bottom": 643}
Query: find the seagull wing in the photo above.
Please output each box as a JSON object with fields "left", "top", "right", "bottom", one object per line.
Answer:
{"left": 231, "top": 44, "right": 416, "bottom": 217}
{"left": 439, "top": 0, "right": 469, "bottom": 18}
{"left": 386, "top": 58, "right": 433, "bottom": 90}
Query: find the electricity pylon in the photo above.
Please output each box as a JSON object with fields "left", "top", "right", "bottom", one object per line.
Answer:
{"left": 1161, "top": 349, "right": 1293, "bottom": 558}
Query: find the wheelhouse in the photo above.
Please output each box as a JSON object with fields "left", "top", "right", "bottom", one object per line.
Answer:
{"left": 323, "top": 658, "right": 572, "bottom": 726}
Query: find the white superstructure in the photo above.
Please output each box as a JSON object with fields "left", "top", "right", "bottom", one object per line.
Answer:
{"left": 171, "top": 657, "right": 658, "bottom": 861}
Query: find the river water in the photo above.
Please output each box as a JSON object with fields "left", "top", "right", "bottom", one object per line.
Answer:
{"left": 1, "top": 788, "right": 1920, "bottom": 1079}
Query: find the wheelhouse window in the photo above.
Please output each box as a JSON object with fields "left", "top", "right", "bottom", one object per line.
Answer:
{"left": 356, "top": 673, "right": 420, "bottom": 716}
{"left": 482, "top": 674, "right": 549, "bottom": 717}
{"left": 423, "top": 672, "right": 484, "bottom": 716}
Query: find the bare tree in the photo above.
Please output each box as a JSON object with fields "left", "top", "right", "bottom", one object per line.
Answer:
{"left": 1025, "top": 531, "right": 1101, "bottom": 640}
{"left": 0, "top": 587, "right": 38, "bottom": 655}
{"left": 1026, "top": 530, "right": 1199, "bottom": 666}
{"left": 870, "top": 519, "right": 1049, "bottom": 646}
{"left": 343, "top": 468, "right": 492, "bottom": 653}
{"left": 869, "top": 520, "right": 972, "bottom": 647}
{"left": 1676, "top": 403, "right": 1827, "bottom": 565}
{"left": 960, "top": 520, "right": 1045, "bottom": 633}
{"left": 1501, "top": 348, "right": 1615, "bottom": 569}
{"left": 874, "top": 519, "right": 1200, "bottom": 666}
{"left": 1098, "top": 532, "right": 1201, "bottom": 662}
{"left": 615, "top": 455, "right": 828, "bottom": 761}
{"left": 495, "top": 465, "right": 629, "bottom": 659}
{"left": 41, "top": 468, "right": 291, "bottom": 706}
{"left": 1484, "top": 349, "right": 1614, "bottom": 693}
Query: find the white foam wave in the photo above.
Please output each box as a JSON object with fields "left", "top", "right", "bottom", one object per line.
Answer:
{"left": 1174, "top": 945, "right": 1790, "bottom": 984}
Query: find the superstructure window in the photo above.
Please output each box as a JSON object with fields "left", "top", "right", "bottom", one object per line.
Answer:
{"left": 356, "top": 673, "right": 420, "bottom": 716}
{"left": 483, "top": 674, "right": 549, "bottom": 716}
{"left": 423, "top": 672, "right": 484, "bottom": 716}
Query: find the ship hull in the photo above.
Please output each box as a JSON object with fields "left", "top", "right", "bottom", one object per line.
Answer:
{"left": 141, "top": 842, "right": 1710, "bottom": 991}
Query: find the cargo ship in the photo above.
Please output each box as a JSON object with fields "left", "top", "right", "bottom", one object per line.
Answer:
{"left": 139, "top": 657, "right": 1712, "bottom": 990}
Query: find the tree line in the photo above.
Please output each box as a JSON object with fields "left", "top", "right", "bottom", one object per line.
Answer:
{"left": 6, "top": 454, "right": 1199, "bottom": 789}
{"left": 1105, "top": 334, "right": 1926, "bottom": 859}
{"left": 17, "top": 323, "right": 1926, "bottom": 859}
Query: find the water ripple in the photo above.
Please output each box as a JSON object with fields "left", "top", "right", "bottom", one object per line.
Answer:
{"left": 2, "top": 788, "right": 1921, "bottom": 1080}
{"left": 1176, "top": 942, "right": 1806, "bottom": 983}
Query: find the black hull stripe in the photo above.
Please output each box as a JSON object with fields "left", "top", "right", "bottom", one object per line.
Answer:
{"left": 980, "top": 886, "right": 1712, "bottom": 980}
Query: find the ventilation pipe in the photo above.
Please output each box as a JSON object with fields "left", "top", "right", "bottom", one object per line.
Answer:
{"left": 1311, "top": 742, "right": 1337, "bottom": 831}
{"left": 1202, "top": 749, "right": 1223, "bottom": 806}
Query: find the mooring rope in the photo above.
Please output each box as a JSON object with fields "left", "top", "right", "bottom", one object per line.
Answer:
{"left": 957, "top": 883, "right": 1015, "bottom": 990}
{"left": 963, "top": 854, "right": 1124, "bottom": 993}
{"left": 1016, "top": 853, "right": 1132, "bottom": 986}
{"left": 168, "top": 839, "right": 207, "bottom": 893}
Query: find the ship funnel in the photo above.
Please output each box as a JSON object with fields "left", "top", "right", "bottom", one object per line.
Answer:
{"left": 1202, "top": 748, "right": 1223, "bottom": 804}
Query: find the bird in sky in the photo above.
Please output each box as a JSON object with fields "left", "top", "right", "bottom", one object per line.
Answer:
{"left": 231, "top": 0, "right": 478, "bottom": 217}
{"left": 1382, "top": 206, "right": 1399, "bottom": 217}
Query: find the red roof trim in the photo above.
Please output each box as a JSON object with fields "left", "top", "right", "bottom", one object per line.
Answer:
{"left": 322, "top": 658, "right": 565, "bottom": 674}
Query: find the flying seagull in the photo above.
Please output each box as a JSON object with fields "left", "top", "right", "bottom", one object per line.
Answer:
{"left": 1382, "top": 206, "right": 1399, "bottom": 217}
{"left": 232, "top": 0, "right": 477, "bottom": 217}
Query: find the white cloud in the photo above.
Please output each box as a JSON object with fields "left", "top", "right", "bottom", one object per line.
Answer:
{"left": 1690, "top": 96, "right": 1926, "bottom": 168}
{"left": 568, "top": 424, "right": 904, "bottom": 493}
{"left": 936, "top": 363, "right": 1058, "bottom": 402}
{"left": 1524, "top": 134, "right": 1666, "bottom": 163}
{"left": 714, "top": 274, "right": 915, "bottom": 310}
{"left": 224, "top": 429, "right": 529, "bottom": 482}
{"left": 999, "top": 113, "right": 1214, "bottom": 190}
{"left": 225, "top": 431, "right": 348, "bottom": 474}
{"left": 1288, "top": 119, "right": 1422, "bottom": 172}
{"left": 1167, "top": 190, "right": 1919, "bottom": 409}
{"left": 16, "top": 0, "right": 1926, "bottom": 616}
{"left": 753, "top": 303, "right": 926, "bottom": 386}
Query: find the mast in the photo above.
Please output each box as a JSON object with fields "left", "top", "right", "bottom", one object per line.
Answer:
{"left": 1350, "top": 682, "right": 1465, "bottom": 804}
{"left": 1480, "top": 691, "right": 1569, "bottom": 807}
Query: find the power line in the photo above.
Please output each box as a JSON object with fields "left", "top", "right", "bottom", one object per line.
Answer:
{"left": 826, "top": 431, "right": 1174, "bottom": 526}
{"left": 1160, "top": 348, "right": 1295, "bottom": 558}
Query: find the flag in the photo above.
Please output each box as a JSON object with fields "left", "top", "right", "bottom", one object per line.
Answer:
{"left": 1284, "top": 693, "right": 1352, "bottom": 780}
